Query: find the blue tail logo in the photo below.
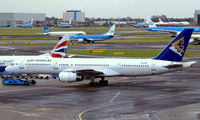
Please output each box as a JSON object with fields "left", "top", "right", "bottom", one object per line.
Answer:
{"left": 169, "top": 37, "right": 185, "bottom": 56}
{"left": 154, "top": 29, "right": 193, "bottom": 62}
{"left": 43, "top": 25, "right": 50, "bottom": 33}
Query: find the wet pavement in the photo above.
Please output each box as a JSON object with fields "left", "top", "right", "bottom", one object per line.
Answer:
{"left": 0, "top": 57, "right": 199, "bottom": 120}
{"left": 0, "top": 36, "right": 200, "bottom": 120}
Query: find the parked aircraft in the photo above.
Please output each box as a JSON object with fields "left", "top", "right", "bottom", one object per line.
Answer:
{"left": 135, "top": 17, "right": 189, "bottom": 28}
{"left": 0, "top": 35, "right": 70, "bottom": 72}
{"left": 6, "top": 29, "right": 196, "bottom": 86}
{"left": 70, "top": 24, "right": 115, "bottom": 43}
{"left": 145, "top": 18, "right": 200, "bottom": 33}
{"left": 43, "top": 25, "right": 86, "bottom": 39}
{"left": 59, "top": 20, "right": 72, "bottom": 27}
{"left": 166, "top": 18, "right": 190, "bottom": 26}
{"left": 145, "top": 18, "right": 200, "bottom": 44}
{"left": 11, "top": 19, "right": 33, "bottom": 28}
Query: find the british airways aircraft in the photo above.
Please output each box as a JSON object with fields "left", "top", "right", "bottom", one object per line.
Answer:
{"left": 70, "top": 24, "right": 116, "bottom": 43}
{"left": 0, "top": 35, "right": 70, "bottom": 72}
{"left": 6, "top": 29, "right": 196, "bottom": 86}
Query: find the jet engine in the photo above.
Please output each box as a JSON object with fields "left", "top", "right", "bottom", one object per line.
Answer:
{"left": 59, "top": 72, "right": 83, "bottom": 82}
{"left": 78, "top": 39, "right": 84, "bottom": 43}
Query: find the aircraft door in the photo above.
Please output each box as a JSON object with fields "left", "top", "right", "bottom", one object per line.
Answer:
{"left": 151, "top": 61, "right": 157, "bottom": 74}
{"left": 53, "top": 61, "right": 58, "bottom": 70}
{"left": 19, "top": 61, "right": 24, "bottom": 69}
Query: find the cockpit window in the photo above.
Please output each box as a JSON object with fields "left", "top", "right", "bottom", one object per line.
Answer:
{"left": 10, "top": 63, "right": 14, "bottom": 66}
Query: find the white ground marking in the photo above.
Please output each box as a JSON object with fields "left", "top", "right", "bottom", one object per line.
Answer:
{"left": 110, "top": 92, "right": 121, "bottom": 103}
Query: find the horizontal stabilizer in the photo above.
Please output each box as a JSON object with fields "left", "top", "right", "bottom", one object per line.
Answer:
{"left": 163, "top": 64, "right": 183, "bottom": 68}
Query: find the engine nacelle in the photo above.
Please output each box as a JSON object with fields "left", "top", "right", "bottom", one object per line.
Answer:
{"left": 59, "top": 72, "right": 82, "bottom": 82}
{"left": 189, "top": 38, "right": 194, "bottom": 43}
{"left": 78, "top": 39, "right": 84, "bottom": 43}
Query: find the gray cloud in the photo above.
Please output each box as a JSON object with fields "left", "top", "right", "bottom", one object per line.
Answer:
{"left": 0, "top": 0, "right": 199, "bottom": 18}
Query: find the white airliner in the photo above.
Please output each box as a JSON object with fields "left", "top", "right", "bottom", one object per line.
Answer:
{"left": 43, "top": 25, "right": 86, "bottom": 39}
{"left": 154, "top": 18, "right": 189, "bottom": 26}
{"left": 6, "top": 29, "right": 196, "bottom": 86}
{"left": 145, "top": 18, "right": 200, "bottom": 44}
{"left": 0, "top": 35, "right": 70, "bottom": 73}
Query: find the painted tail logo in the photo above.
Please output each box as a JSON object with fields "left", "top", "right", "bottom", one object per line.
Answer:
{"left": 169, "top": 37, "right": 185, "bottom": 56}
{"left": 50, "top": 35, "right": 69, "bottom": 58}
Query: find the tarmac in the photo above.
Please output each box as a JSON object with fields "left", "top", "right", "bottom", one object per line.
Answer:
{"left": 0, "top": 34, "right": 200, "bottom": 120}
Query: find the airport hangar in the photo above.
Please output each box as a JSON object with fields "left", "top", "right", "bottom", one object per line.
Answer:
{"left": 194, "top": 10, "right": 200, "bottom": 25}
{"left": 0, "top": 13, "right": 46, "bottom": 26}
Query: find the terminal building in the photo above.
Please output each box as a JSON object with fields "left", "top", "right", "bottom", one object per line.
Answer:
{"left": 0, "top": 13, "right": 46, "bottom": 26}
{"left": 194, "top": 10, "right": 200, "bottom": 25}
{"left": 63, "top": 10, "right": 85, "bottom": 22}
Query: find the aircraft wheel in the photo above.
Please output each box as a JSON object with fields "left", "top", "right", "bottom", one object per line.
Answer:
{"left": 89, "top": 82, "right": 99, "bottom": 87}
{"left": 102, "top": 80, "right": 108, "bottom": 86}
{"left": 89, "top": 82, "right": 95, "bottom": 87}
{"left": 31, "top": 80, "right": 36, "bottom": 85}
{"left": 24, "top": 81, "right": 29, "bottom": 85}
{"left": 99, "top": 80, "right": 108, "bottom": 86}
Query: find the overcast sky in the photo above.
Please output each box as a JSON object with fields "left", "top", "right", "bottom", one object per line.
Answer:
{"left": 0, "top": 0, "right": 199, "bottom": 18}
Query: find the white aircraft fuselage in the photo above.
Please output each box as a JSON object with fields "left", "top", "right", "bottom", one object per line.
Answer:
{"left": 44, "top": 31, "right": 86, "bottom": 37}
{"left": 7, "top": 58, "right": 193, "bottom": 77}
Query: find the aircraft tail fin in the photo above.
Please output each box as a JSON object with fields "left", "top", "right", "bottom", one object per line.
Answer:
{"left": 31, "top": 19, "right": 34, "bottom": 24}
{"left": 145, "top": 17, "right": 157, "bottom": 27}
{"left": 154, "top": 29, "right": 193, "bottom": 62}
{"left": 166, "top": 18, "right": 171, "bottom": 23}
{"left": 50, "top": 34, "right": 70, "bottom": 58}
{"left": 105, "top": 24, "right": 116, "bottom": 36}
{"left": 43, "top": 25, "right": 50, "bottom": 33}
{"left": 159, "top": 18, "right": 164, "bottom": 23}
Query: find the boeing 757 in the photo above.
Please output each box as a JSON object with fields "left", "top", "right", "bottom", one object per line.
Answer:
{"left": 6, "top": 29, "right": 196, "bottom": 86}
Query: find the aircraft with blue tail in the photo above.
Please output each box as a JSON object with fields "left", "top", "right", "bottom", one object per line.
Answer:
{"left": 145, "top": 18, "right": 200, "bottom": 44}
{"left": 43, "top": 25, "right": 86, "bottom": 39}
{"left": 145, "top": 18, "right": 200, "bottom": 33}
{"left": 11, "top": 19, "right": 33, "bottom": 28}
{"left": 59, "top": 20, "right": 72, "bottom": 27}
{"left": 5, "top": 29, "right": 197, "bottom": 86}
{"left": 70, "top": 24, "right": 116, "bottom": 43}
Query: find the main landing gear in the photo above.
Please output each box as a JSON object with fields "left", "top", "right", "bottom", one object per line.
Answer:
{"left": 88, "top": 77, "right": 108, "bottom": 87}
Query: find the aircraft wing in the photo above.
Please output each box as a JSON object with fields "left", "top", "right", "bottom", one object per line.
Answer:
{"left": 163, "top": 64, "right": 183, "bottom": 68}
{"left": 151, "top": 29, "right": 178, "bottom": 34}
{"left": 62, "top": 68, "right": 120, "bottom": 76}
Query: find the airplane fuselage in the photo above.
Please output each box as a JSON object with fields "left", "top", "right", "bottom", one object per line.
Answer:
{"left": 44, "top": 31, "right": 86, "bottom": 37}
{"left": 70, "top": 34, "right": 114, "bottom": 41}
{"left": 7, "top": 58, "right": 185, "bottom": 77}
{"left": 146, "top": 27, "right": 200, "bottom": 33}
